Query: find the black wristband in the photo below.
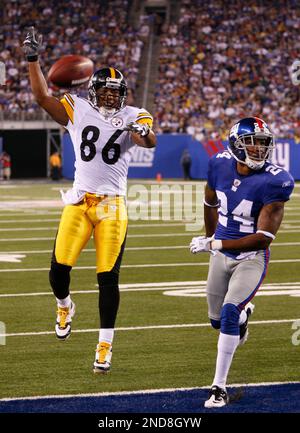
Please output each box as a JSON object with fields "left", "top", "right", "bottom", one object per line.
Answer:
{"left": 27, "top": 55, "right": 38, "bottom": 62}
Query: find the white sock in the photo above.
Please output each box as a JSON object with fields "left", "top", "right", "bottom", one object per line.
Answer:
{"left": 99, "top": 329, "right": 114, "bottom": 344}
{"left": 56, "top": 295, "right": 71, "bottom": 308}
{"left": 212, "top": 332, "right": 240, "bottom": 389}
{"left": 239, "top": 310, "right": 247, "bottom": 325}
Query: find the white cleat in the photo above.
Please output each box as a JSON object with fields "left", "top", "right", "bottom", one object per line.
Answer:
{"left": 55, "top": 301, "right": 76, "bottom": 340}
{"left": 93, "top": 342, "right": 112, "bottom": 374}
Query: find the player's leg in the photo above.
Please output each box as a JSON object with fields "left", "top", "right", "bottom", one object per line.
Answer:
{"left": 204, "top": 252, "right": 231, "bottom": 408}
{"left": 49, "top": 203, "right": 93, "bottom": 339}
{"left": 93, "top": 196, "right": 128, "bottom": 373}
{"left": 206, "top": 251, "right": 269, "bottom": 407}
{"left": 206, "top": 252, "right": 231, "bottom": 330}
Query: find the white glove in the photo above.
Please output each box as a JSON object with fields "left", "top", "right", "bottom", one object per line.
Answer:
{"left": 190, "top": 236, "right": 213, "bottom": 254}
{"left": 125, "top": 122, "right": 150, "bottom": 137}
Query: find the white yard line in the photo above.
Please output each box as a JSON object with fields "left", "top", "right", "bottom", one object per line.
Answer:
{"left": 0, "top": 258, "right": 300, "bottom": 273}
{"left": 1, "top": 229, "right": 300, "bottom": 242}
{"left": 0, "top": 281, "right": 299, "bottom": 299}
{"left": 0, "top": 318, "right": 298, "bottom": 339}
{"left": 0, "top": 241, "right": 299, "bottom": 255}
{"left": 0, "top": 380, "right": 299, "bottom": 402}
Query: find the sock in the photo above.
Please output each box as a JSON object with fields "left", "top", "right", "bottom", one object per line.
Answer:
{"left": 239, "top": 309, "right": 247, "bottom": 326}
{"left": 56, "top": 295, "right": 71, "bottom": 308}
{"left": 212, "top": 332, "right": 240, "bottom": 389}
{"left": 99, "top": 328, "right": 114, "bottom": 345}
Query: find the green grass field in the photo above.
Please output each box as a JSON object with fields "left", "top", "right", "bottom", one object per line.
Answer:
{"left": 0, "top": 180, "right": 299, "bottom": 399}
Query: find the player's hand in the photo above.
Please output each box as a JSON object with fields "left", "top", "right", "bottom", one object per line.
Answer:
{"left": 22, "top": 26, "right": 43, "bottom": 61}
{"left": 125, "top": 122, "right": 150, "bottom": 137}
{"left": 189, "top": 236, "right": 213, "bottom": 254}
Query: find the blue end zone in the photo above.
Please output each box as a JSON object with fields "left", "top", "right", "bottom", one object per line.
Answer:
{"left": 0, "top": 383, "right": 299, "bottom": 413}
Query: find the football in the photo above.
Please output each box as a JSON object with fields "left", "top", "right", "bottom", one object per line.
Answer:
{"left": 48, "top": 55, "right": 94, "bottom": 88}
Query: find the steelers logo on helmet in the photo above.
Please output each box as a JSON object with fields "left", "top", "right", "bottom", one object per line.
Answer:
{"left": 228, "top": 117, "right": 275, "bottom": 170}
{"left": 88, "top": 67, "right": 127, "bottom": 117}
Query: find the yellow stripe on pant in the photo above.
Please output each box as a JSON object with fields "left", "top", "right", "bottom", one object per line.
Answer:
{"left": 54, "top": 194, "right": 128, "bottom": 273}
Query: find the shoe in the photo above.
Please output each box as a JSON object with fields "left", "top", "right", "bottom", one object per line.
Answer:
{"left": 55, "top": 301, "right": 75, "bottom": 340}
{"left": 239, "top": 302, "right": 255, "bottom": 346}
{"left": 204, "top": 385, "right": 229, "bottom": 408}
{"left": 93, "top": 342, "right": 112, "bottom": 374}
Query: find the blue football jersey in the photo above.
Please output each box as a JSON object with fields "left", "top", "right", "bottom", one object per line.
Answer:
{"left": 207, "top": 151, "right": 295, "bottom": 259}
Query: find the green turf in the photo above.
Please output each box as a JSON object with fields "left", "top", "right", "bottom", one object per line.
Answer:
{"left": 0, "top": 181, "right": 299, "bottom": 398}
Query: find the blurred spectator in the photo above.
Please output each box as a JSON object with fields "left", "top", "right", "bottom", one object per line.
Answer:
{"left": 49, "top": 151, "right": 61, "bottom": 181}
{"left": 0, "top": 151, "right": 12, "bottom": 180}
{"left": 180, "top": 149, "right": 192, "bottom": 180}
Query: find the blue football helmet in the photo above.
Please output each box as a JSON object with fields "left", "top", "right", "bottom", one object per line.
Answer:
{"left": 228, "top": 117, "right": 275, "bottom": 170}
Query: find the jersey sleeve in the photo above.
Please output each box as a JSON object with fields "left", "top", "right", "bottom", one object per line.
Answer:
{"left": 59, "top": 93, "right": 77, "bottom": 129}
{"left": 207, "top": 156, "right": 217, "bottom": 190}
{"left": 134, "top": 108, "right": 153, "bottom": 128}
{"left": 263, "top": 171, "right": 295, "bottom": 204}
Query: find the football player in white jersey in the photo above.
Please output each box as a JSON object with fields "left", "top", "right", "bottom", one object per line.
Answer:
{"left": 23, "top": 27, "right": 156, "bottom": 373}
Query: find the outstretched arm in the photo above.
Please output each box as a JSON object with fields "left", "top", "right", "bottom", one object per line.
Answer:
{"left": 23, "top": 27, "right": 69, "bottom": 126}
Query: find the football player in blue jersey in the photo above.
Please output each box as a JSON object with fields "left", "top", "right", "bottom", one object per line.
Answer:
{"left": 190, "top": 117, "right": 294, "bottom": 408}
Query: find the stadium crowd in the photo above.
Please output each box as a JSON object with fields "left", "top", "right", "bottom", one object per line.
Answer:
{"left": 0, "top": 0, "right": 144, "bottom": 119}
{"left": 1, "top": 0, "right": 300, "bottom": 140}
{"left": 154, "top": 0, "right": 300, "bottom": 140}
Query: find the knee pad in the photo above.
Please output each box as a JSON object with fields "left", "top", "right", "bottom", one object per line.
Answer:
{"left": 49, "top": 262, "right": 72, "bottom": 299}
{"left": 220, "top": 303, "right": 240, "bottom": 336}
{"left": 210, "top": 319, "right": 221, "bottom": 330}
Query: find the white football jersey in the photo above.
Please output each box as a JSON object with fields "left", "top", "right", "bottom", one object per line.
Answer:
{"left": 60, "top": 93, "right": 153, "bottom": 201}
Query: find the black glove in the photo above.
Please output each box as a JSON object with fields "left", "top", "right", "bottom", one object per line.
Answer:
{"left": 125, "top": 122, "right": 150, "bottom": 137}
{"left": 22, "top": 26, "right": 43, "bottom": 62}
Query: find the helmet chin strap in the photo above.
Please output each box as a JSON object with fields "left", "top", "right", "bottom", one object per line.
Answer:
{"left": 244, "top": 156, "right": 265, "bottom": 170}
{"left": 99, "top": 106, "right": 117, "bottom": 117}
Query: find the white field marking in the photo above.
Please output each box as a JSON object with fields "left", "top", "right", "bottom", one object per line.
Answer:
{"left": 0, "top": 282, "right": 299, "bottom": 299}
{"left": 1, "top": 241, "right": 300, "bottom": 256}
{"left": 0, "top": 219, "right": 299, "bottom": 228}
{"left": 0, "top": 200, "right": 62, "bottom": 209}
{"left": 1, "top": 258, "right": 300, "bottom": 273}
{"left": 0, "top": 233, "right": 199, "bottom": 242}
{"left": 0, "top": 223, "right": 194, "bottom": 231}
{"left": 0, "top": 254, "right": 26, "bottom": 263}
{"left": 0, "top": 259, "right": 300, "bottom": 272}
{"left": 164, "top": 285, "right": 300, "bottom": 298}
{"left": 3, "top": 224, "right": 300, "bottom": 232}
{"left": 0, "top": 227, "right": 58, "bottom": 232}
{"left": 1, "top": 228, "right": 300, "bottom": 243}
{"left": 0, "top": 218, "right": 61, "bottom": 224}
{"left": 0, "top": 196, "right": 31, "bottom": 199}
{"left": 0, "top": 381, "right": 299, "bottom": 402}
{"left": 0, "top": 211, "right": 62, "bottom": 217}
{"left": 0, "top": 319, "right": 298, "bottom": 340}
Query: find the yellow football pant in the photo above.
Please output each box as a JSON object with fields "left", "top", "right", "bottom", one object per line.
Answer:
{"left": 54, "top": 194, "right": 128, "bottom": 274}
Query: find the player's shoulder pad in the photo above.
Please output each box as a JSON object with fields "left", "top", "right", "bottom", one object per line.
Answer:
{"left": 127, "top": 105, "right": 153, "bottom": 126}
{"left": 60, "top": 94, "right": 90, "bottom": 124}
{"left": 210, "top": 150, "right": 232, "bottom": 165}
{"left": 264, "top": 162, "right": 295, "bottom": 186}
